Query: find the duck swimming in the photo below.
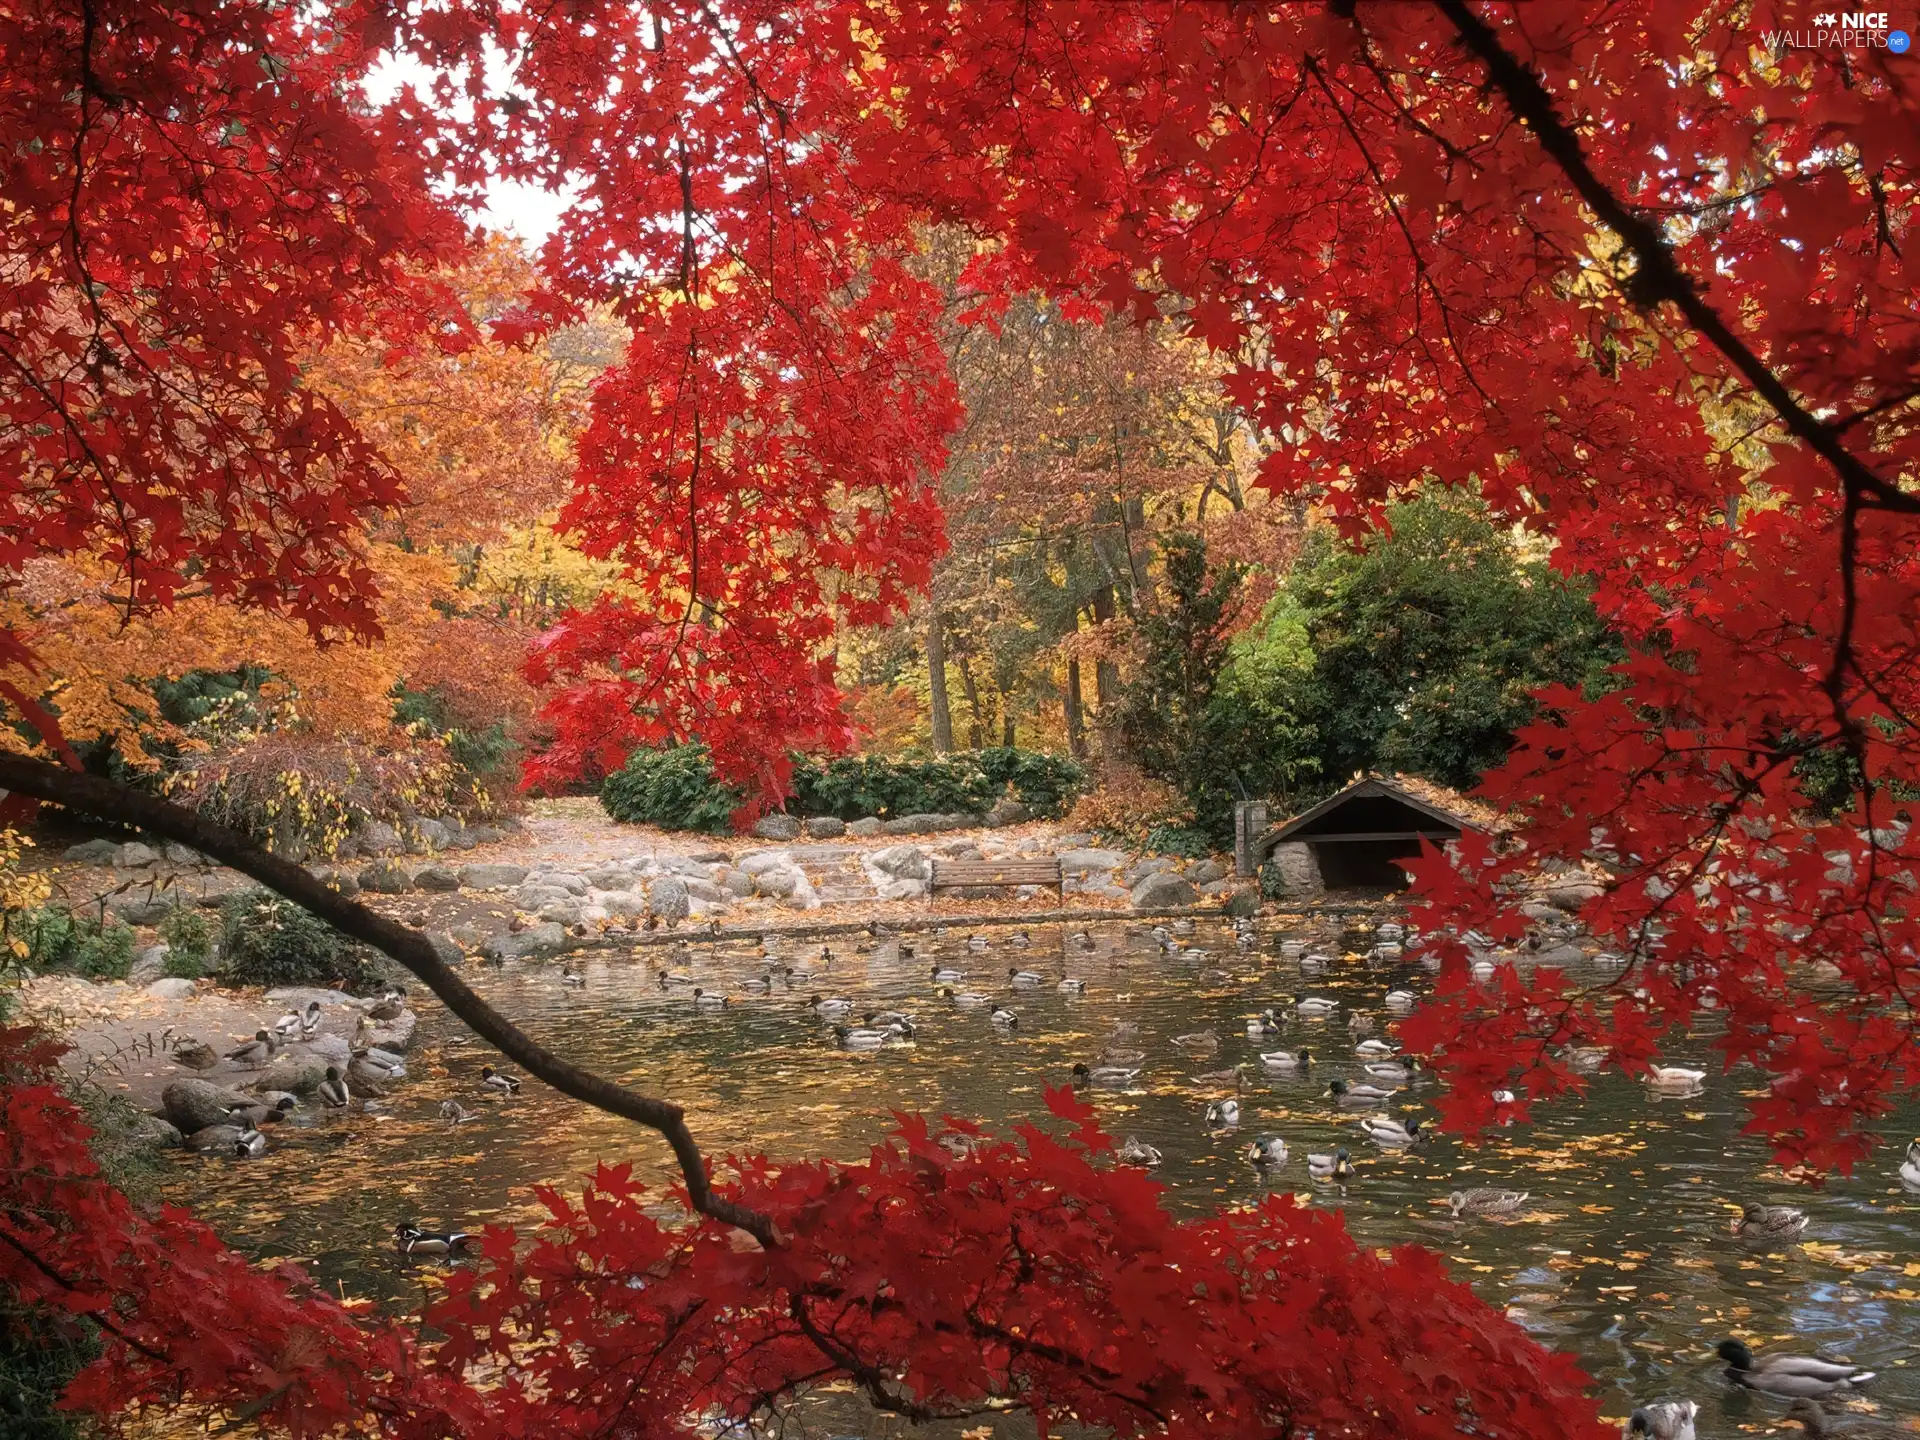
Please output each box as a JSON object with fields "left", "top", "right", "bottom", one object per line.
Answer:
{"left": 1326, "top": 1078, "right": 1396, "bottom": 1106}
{"left": 1171, "top": 1030, "right": 1220, "bottom": 1054}
{"left": 1354, "top": 1038, "right": 1396, "bottom": 1058}
{"left": 1246, "top": 1009, "right": 1280, "bottom": 1038}
{"left": 1363, "top": 1057, "right": 1417, "bottom": 1084}
{"left": 1307, "top": 1147, "right": 1354, "bottom": 1181}
{"left": 1008, "top": 968, "right": 1045, "bottom": 987}
{"left": 1448, "top": 1188, "right": 1528, "bottom": 1218}
{"left": 1362, "top": 1114, "right": 1423, "bottom": 1147}
{"left": 944, "top": 988, "right": 992, "bottom": 1009}
{"left": 834, "top": 1025, "right": 895, "bottom": 1050}
{"left": 1731, "top": 1201, "right": 1809, "bottom": 1246}
{"left": 1057, "top": 977, "right": 1088, "bottom": 995}
{"left": 810, "top": 995, "right": 854, "bottom": 1019}
{"left": 1622, "top": 1399, "right": 1697, "bottom": 1440}
{"left": 989, "top": 1007, "right": 1020, "bottom": 1029}
{"left": 230, "top": 1124, "right": 267, "bottom": 1158}
{"left": 560, "top": 966, "right": 587, "bottom": 987}
{"left": 691, "top": 988, "right": 729, "bottom": 1009}
{"left": 1716, "top": 1339, "right": 1875, "bottom": 1398}
{"left": 1259, "top": 1048, "right": 1311, "bottom": 1072}
{"left": 1293, "top": 995, "right": 1338, "bottom": 1017}
{"left": 394, "top": 1224, "right": 476, "bottom": 1259}
{"left": 1117, "top": 1138, "right": 1163, "bottom": 1167}
{"left": 930, "top": 963, "right": 965, "bottom": 984}
{"left": 1644, "top": 1065, "right": 1706, "bottom": 1090}
{"left": 1900, "top": 1137, "right": 1920, "bottom": 1189}
{"left": 1384, "top": 990, "right": 1416, "bottom": 1011}
{"left": 1204, "top": 1098, "right": 1241, "bottom": 1127}
{"left": 1245, "top": 1135, "right": 1288, "bottom": 1167}
{"left": 1071, "top": 1062, "right": 1140, "bottom": 1088}
{"left": 480, "top": 1065, "right": 521, "bottom": 1096}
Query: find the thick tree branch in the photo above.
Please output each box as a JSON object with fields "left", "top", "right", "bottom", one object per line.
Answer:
{"left": 0, "top": 754, "right": 776, "bottom": 1246}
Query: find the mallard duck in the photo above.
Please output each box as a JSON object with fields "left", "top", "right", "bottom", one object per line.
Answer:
{"left": 1195, "top": 1065, "right": 1247, "bottom": 1089}
{"left": 930, "top": 963, "right": 965, "bottom": 984}
{"left": 1279, "top": 940, "right": 1306, "bottom": 961}
{"left": 1070, "top": 930, "right": 1095, "bottom": 949}
{"left": 365, "top": 987, "right": 408, "bottom": 1022}
{"left": 1717, "top": 1339, "right": 1875, "bottom": 1398}
{"left": 810, "top": 995, "right": 853, "bottom": 1019}
{"left": 1384, "top": 990, "right": 1416, "bottom": 1012}
{"left": 1622, "top": 1399, "right": 1697, "bottom": 1439}
{"left": 1307, "top": 1147, "right": 1355, "bottom": 1181}
{"left": 966, "top": 934, "right": 991, "bottom": 952}
{"left": 865, "top": 1010, "right": 917, "bottom": 1037}
{"left": 1732, "top": 1201, "right": 1809, "bottom": 1245}
{"left": 1449, "top": 1187, "right": 1528, "bottom": 1218}
{"left": 1246, "top": 1009, "right": 1280, "bottom": 1038}
{"left": 943, "top": 988, "right": 991, "bottom": 1009}
{"left": 1354, "top": 1038, "right": 1396, "bottom": 1058}
{"left": 1172, "top": 1030, "right": 1220, "bottom": 1054}
{"left": 226, "top": 1096, "right": 297, "bottom": 1128}
{"left": 1783, "top": 1397, "right": 1912, "bottom": 1437}
{"left": 393, "top": 1223, "right": 475, "bottom": 1259}
{"left": 230, "top": 1124, "right": 267, "bottom": 1158}
{"left": 1294, "top": 995, "right": 1338, "bottom": 1017}
{"left": 1117, "top": 1137, "right": 1163, "bottom": 1167}
{"left": 989, "top": 1007, "right": 1019, "bottom": 1029}
{"left": 560, "top": 966, "right": 587, "bottom": 987}
{"left": 742, "top": 975, "right": 774, "bottom": 994}
{"left": 1236, "top": 930, "right": 1258, "bottom": 949}
{"left": 1362, "top": 1114, "right": 1423, "bottom": 1147}
{"left": 1469, "top": 957, "right": 1497, "bottom": 982}
{"left": 170, "top": 1038, "right": 219, "bottom": 1072}
{"left": 1376, "top": 922, "right": 1405, "bottom": 943}
{"left": 439, "top": 1099, "right": 477, "bottom": 1124}
{"left": 1326, "top": 1078, "right": 1396, "bottom": 1106}
{"left": 1366, "top": 943, "right": 1402, "bottom": 963}
{"left": 318, "top": 1066, "right": 351, "bottom": 1107}
{"left": 1260, "top": 1048, "right": 1311, "bottom": 1072}
{"left": 1071, "top": 1061, "right": 1140, "bottom": 1087}
{"left": 1245, "top": 1134, "right": 1289, "bottom": 1167}
{"left": 1347, "top": 1011, "right": 1376, "bottom": 1036}
{"left": 225, "top": 1030, "right": 277, "bottom": 1067}
{"left": 1363, "top": 1057, "right": 1417, "bottom": 1084}
{"left": 480, "top": 1065, "right": 521, "bottom": 1096}
{"left": 658, "top": 970, "right": 697, "bottom": 988}
{"left": 1644, "top": 1065, "right": 1706, "bottom": 1090}
{"left": 273, "top": 1001, "right": 322, "bottom": 1039}
{"left": 691, "top": 988, "right": 729, "bottom": 1009}
{"left": 358, "top": 1046, "right": 408, "bottom": 1078}
{"left": 1564, "top": 1045, "right": 1609, "bottom": 1073}
{"left": 1008, "top": 968, "right": 1045, "bottom": 987}
{"left": 1899, "top": 1138, "right": 1920, "bottom": 1189}
{"left": 1101, "top": 1046, "right": 1147, "bottom": 1067}
{"left": 1008, "top": 930, "right": 1032, "bottom": 948}
{"left": 835, "top": 1025, "right": 895, "bottom": 1050}
{"left": 1204, "top": 1099, "right": 1241, "bottom": 1127}
{"left": 1298, "top": 953, "right": 1329, "bottom": 975}
{"left": 1057, "top": 977, "right": 1088, "bottom": 995}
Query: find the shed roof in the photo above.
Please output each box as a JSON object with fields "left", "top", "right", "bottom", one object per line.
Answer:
{"left": 1259, "top": 773, "right": 1508, "bottom": 850}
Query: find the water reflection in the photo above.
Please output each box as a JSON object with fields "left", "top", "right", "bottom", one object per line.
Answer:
{"left": 164, "top": 916, "right": 1920, "bottom": 1430}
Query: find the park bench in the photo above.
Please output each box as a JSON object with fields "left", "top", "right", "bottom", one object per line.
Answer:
{"left": 928, "top": 857, "right": 1065, "bottom": 900}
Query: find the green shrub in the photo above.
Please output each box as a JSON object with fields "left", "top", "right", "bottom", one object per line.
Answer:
{"left": 974, "top": 747, "right": 1086, "bottom": 819}
{"left": 1141, "top": 824, "right": 1214, "bottom": 859}
{"left": 600, "top": 744, "right": 742, "bottom": 832}
{"left": 16, "top": 907, "right": 135, "bottom": 979}
{"left": 158, "top": 908, "right": 214, "bottom": 979}
{"left": 217, "top": 889, "right": 381, "bottom": 992}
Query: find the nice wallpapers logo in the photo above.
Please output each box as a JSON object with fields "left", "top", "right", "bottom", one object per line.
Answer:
{"left": 1763, "top": 10, "right": 1913, "bottom": 49}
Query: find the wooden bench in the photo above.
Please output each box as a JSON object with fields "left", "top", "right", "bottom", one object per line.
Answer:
{"left": 928, "top": 858, "right": 1065, "bottom": 899}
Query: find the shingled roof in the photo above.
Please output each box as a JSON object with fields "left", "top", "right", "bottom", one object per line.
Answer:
{"left": 1261, "top": 772, "right": 1513, "bottom": 849}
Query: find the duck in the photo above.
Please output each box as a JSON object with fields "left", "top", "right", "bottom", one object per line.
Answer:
{"left": 691, "top": 988, "right": 729, "bottom": 1009}
{"left": 1293, "top": 995, "right": 1338, "bottom": 1017}
{"left": 1363, "top": 1057, "right": 1418, "bottom": 1084}
{"left": 1298, "top": 953, "right": 1331, "bottom": 974}
{"left": 230, "top": 1124, "right": 267, "bottom": 1158}
{"left": 1716, "top": 1338, "right": 1875, "bottom": 1398}
{"left": 393, "top": 1224, "right": 476, "bottom": 1259}
{"left": 989, "top": 1007, "right": 1019, "bottom": 1029}
{"left": 966, "top": 934, "right": 991, "bottom": 952}
{"left": 1245, "top": 1134, "right": 1289, "bottom": 1167}
{"left": 1384, "top": 990, "right": 1416, "bottom": 1012}
{"left": 1279, "top": 940, "right": 1306, "bottom": 961}
{"left": 810, "top": 995, "right": 854, "bottom": 1020}
{"left": 1366, "top": 943, "right": 1402, "bottom": 963}
{"left": 1644, "top": 1065, "right": 1707, "bottom": 1090}
{"left": 169, "top": 1038, "right": 220, "bottom": 1072}
{"left": 1347, "top": 1011, "right": 1375, "bottom": 1036}
{"left": 1307, "top": 1147, "right": 1355, "bottom": 1181}
{"left": 1900, "top": 1137, "right": 1920, "bottom": 1189}
{"left": 865, "top": 1010, "right": 917, "bottom": 1037}
{"left": 1362, "top": 1114, "right": 1423, "bottom": 1147}
{"left": 1259, "top": 1048, "right": 1312, "bottom": 1072}
{"left": 1071, "top": 1062, "right": 1140, "bottom": 1087}
{"left": 318, "top": 1066, "right": 351, "bottom": 1107}
{"left": 357, "top": 1047, "right": 409, "bottom": 1078}
{"left": 782, "top": 964, "right": 821, "bottom": 984}
{"left": 439, "top": 1099, "right": 478, "bottom": 1124}
{"left": 225, "top": 1096, "right": 297, "bottom": 1128}
{"left": 944, "top": 988, "right": 993, "bottom": 1009}
{"left": 1171, "top": 1030, "right": 1220, "bottom": 1054}
{"left": 1236, "top": 930, "right": 1258, "bottom": 949}
{"left": 930, "top": 963, "right": 965, "bottom": 984}
{"left": 1246, "top": 1009, "right": 1281, "bottom": 1038}
{"left": 1100, "top": 1046, "right": 1147, "bottom": 1067}
{"left": 1008, "top": 930, "right": 1032, "bottom": 948}
{"left": 1622, "top": 1399, "right": 1698, "bottom": 1440}
{"left": 480, "top": 1065, "right": 521, "bottom": 1096}
{"left": 1376, "top": 922, "right": 1405, "bottom": 943}
{"left": 224, "top": 1030, "right": 278, "bottom": 1067}
{"left": 834, "top": 1025, "right": 895, "bottom": 1050}
{"left": 1069, "top": 930, "right": 1095, "bottom": 950}
{"left": 1195, "top": 1065, "right": 1247, "bottom": 1089}
{"left": 1204, "top": 1098, "right": 1241, "bottom": 1127}
{"left": 560, "top": 966, "right": 587, "bottom": 987}
{"left": 1564, "top": 1045, "right": 1609, "bottom": 1073}
{"left": 743, "top": 975, "right": 775, "bottom": 995}
{"left": 273, "top": 1001, "right": 321, "bottom": 1039}
{"left": 365, "top": 987, "right": 408, "bottom": 1022}
{"left": 1117, "top": 1138, "right": 1163, "bottom": 1167}
{"left": 658, "top": 970, "right": 697, "bottom": 989}
{"left": 1731, "top": 1201, "right": 1809, "bottom": 1246}
{"left": 1449, "top": 1188, "right": 1528, "bottom": 1218}
{"left": 1057, "top": 977, "right": 1088, "bottom": 995}
{"left": 1782, "top": 1397, "right": 1912, "bottom": 1437}
{"left": 1354, "top": 1038, "right": 1396, "bottom": 1057}
{"left": 1008, "top": 968, "right": 1045, "bottom": 988}
{"left": 1469, "top": 958, "right": 1497, "bottom": 982}
{"left": 1326, "top": 1078, "right": 1397, "bottom": 1106}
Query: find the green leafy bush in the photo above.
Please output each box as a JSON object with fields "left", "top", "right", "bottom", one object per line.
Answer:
{"left": 217, "top": 889, "right": 381, "bottom": 992}
{"left": 600, "top": 744, "right": 742, "bottom": 832}
{"left": 16, "top": 907, "right": 135, "bottom": 980}
{"left": 1141, "top": 824, "right": 1214, "bottom": 859}
{"left": 973, "top": 748, "right": 1086, "bottom": 819}
{"left": 158, "top": 908, "right": 214, "bottom": 980}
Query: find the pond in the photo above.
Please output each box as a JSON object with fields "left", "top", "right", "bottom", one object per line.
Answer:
{"left": 163, "top": 915, "right": 1920, "bottom": 1434}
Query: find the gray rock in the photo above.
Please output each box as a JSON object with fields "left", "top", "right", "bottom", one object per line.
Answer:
{"left": 1187, "top": 858, "right": 1227, "bottom": 885}
{"left": 1200, "top": 879, "right": 1233, "bottom": 896}
{"left": 314, "top": 867, "right": 360, "bottom": 898}
{"left": 538, "top": 898, "right": 585, "bottom": 925}
{"left": 1052, "top": 832, "right": 1094, "bottom": 848}
{"left": 598, "top": 891, "right": 650, "bottom": 919}
{"left": 802, "top": 815, "right": 846, "bottom": 839}
{"left": 460, "top": 863, "right": 528, "bottom": 890}
{"left": 753, "top": 868, "right": 799, "bottom": 898}
{"left": 533, "top": 871, "right": 590, "bottom": 896}
{"left": 1541, "top": 882, "right": 1603, "bottom": 913}
{"left": 683, "top": 878, "right": 726, "bottom": 902}
{"left": 443, "top": 826, "right": 478, "bottom": 851}
{"left": 721, "top": 869, "right": 755, "bottom": 898}
{"left": 264, "top": 986, "right": 358, "bottom": 1008}
{"left": 63, "top": 838, "right": 121, "bottom": 864}
{"left": 483, "top": 922, "right": 568, "bottom": 960}
{"left": 751, "top": 813, "right": 802, "bottom": 840}
{"left": 255, "top": 1051, "right": 330, "bottom": 1095}
{"left": 357, "top": 820, "right": 401, "bottom": 855}
{"left": 586, "top": 868, "right": 634, "bottom": 891}
{"left": 868, "top": 844, "right": 931, "bottom": 881}
{"left": 186, "top": 1123, "right": 247, "bottom": 1153}
{"left": 147, "top": 977, "right": 197, "bottom": 999}
{"left": 736, "top": 850, "right": 790, "bottom": 876}
{"left": 330, "top": 836, "right": 361, "bottom": 862}
{"left": 114, "top": 898, "right": 177, "bottom": 926}
{"left": 122, "top": 1112, "right": 183, "bottom": 1150}
{"left": 648, "top": 876, "right": 691, "bottom": 922}
{"left": 847, "top": 817, "right": 883, "bottom": 838}
{"left": 300, "top": 1034, "right": 353, "bottom": 1066}
{"left": 933, "top": 840, "right": 983, "bottom": 861}
{"left": 1519, "top": 901, "right": 1562, "bottom": 923}
{"left": 413, "top": 865, "right": 461, "bottom": 893}
{"left": 129, "top": 945, "right": 169, "bottom": 984}
{"left": 658, "top": 855, "right": 718, "bottom": 879}
{"left": 415, "top": 818, "right": 452, "bottom": 850}
{"left": 358, "top": 861, "right": 413, "bottom": 894}
{"left": 163, "top": 843, "right": 203, "bottom": 866}
{"left": 882, "top": 813, "right": 946, "bottom": 836}
{"left": 365, "top": 1011, "right": 418, "bottom": 1052}
{"left": 686, "top": 848, "right": 731, "bottom": 864}
{"left": 1125, "top": 857, "right": 1178, "bottom": 885}
{"left": 985, "top": 798, "right": 1030, "bottom": 827}
{"left": 514, "top": 883, "right": 572, "bottom": 910}
{"left": 163, "top": 1079, "right": 254, "bottom": 1132}
{"left": 426, "top": 931, "right": 463, "bottom": 966}
{"left": 1058, "top": 847, "right": 1129, "bottom": 873}
{"left": 450, "top": 923, "right": 486, "bottom": 949}
{"left": 465, "top": 825, "right": 507, "bottom": 845}
{"left": 1130, "top": 872, "right": 1200, "bottom": 909}
{"left": 115, "top": 841, "right": 160, "bottom": 868}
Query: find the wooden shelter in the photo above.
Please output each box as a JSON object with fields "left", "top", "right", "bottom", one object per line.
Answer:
{"left": 1253, "top": 775, "right": 1497, "bottom": 891}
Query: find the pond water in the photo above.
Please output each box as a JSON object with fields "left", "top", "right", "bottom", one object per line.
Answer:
{"left": 163, "top": 915, "right": 1920, "bottom": 1434}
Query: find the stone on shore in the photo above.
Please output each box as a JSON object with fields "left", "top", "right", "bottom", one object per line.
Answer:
{"left": 163, "top": 1079, "right": 254, "bottom": 1132}
{"left": 1130, "top": 872, "right": 1199, "bottom": 909}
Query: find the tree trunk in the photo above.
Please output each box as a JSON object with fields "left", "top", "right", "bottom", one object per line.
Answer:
{"left": 1001, "top": 711, "right": 1015, "bottom": 748}
{"left": 1090, "top": 583, "right": 1120, "bottom": 708}
{"left": 957, "top": 657, "right": 987, "bottom": 749}
{"left": 926, "top": 606, "right": 953, "bottom": 753}
{"left": 1065, "top": 658, "right": 1087, "bottom": 758}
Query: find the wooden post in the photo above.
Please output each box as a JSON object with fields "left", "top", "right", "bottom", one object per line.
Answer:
{"left": 1234, "top": 801, "right": 1269, "bottom": 878}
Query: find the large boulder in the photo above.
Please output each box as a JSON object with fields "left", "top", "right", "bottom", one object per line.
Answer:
{"left": 587, "top": 868, "right": 634, "bottom": 891}
{"left": 1222, "top": 887, "right": 1261, "bottom": 918}
{"left": 539, "top": 898, "right": 586, "bottom": 925}
{"left": 364, "top": 1011, "right": 418, "bottom": 1052}
{"left": 147, "top": 977, "right": 197, "bottom": 999}
{"left": 129, "top": 945, "right": 169, "bottom": 985}
{"left": 1187, "top": 858, "right": 1227, "bottom": 885}
{"left": 116, "top": 841, "right": 160, "bottom": 868}
{"left": 683, "top": 878, "right": 726, "bottom": 903}
{"left": 985, "top": 798, "right": 1030, "bottom": 827}
{"left": 1540, "top": 882, "right": 1604, "bottom": 913}
{"left": 122, "top": 1112, "right": 183, "bottom": 1151}
{"left": 1125, "top": 857, "right": 1177, "bottom": 885}
{"left": 1130, "top": 872, "right": 1200, "bottom": 910}
{"left": 736, "top": 850, "right": 791, "bottom": 877}
{"left": 162, "top": 1079, "right": 253, "bottom": 1133}
{"left": 358, "top": 861, "right": 413, "bottom": 894}
{"left": 720, "top": 870, "right": 755, "bottom": 898}
{"left": 163, "top": 842, "right": 203, "bottom": 866}
{"left": 847, "top": 818, "right": 883, "bottom": 838}
{"left": 751, "top": 813, "right": 802, "bottom": 841}
{"left": 413, "top": 865, "right": 461, "bottom": 893}
{"left": 802, "top": 815, "right": 846, "bottom": 839}
{"left": 482, "top": 922, "right": 567, "bottom": 961}
{"left": 658, "top": 855, "right": 719, "bottom": 879}
{"left": 114, "top": 897, "right": 176, "bottom": 926}
{"left": 415, "top": 818, "right": 453, "bottom": 851}
{"left": 753, "top": 868, "right": 799, "bottom": 898}
{"left": 63, "top": 838, "right": 121, "bottom": 864}
{"left": 264, "top": 986, "right": 358, "bottom": 1008}
{"left": 881, "top": 813, "right": 945, "bottom": 836}
{"left": 357, "top": 820, "right": 401, "bottom": 855}
{"left": 460, "top": 863, "right": 528, "bottom": 890}
{"left": 648, "top": 876, "right": 691, "bottom": 922}
{"left": 300, "top": 1033, "right": 353, "bottom": 1066}
{"left": 868, "top": 845, "right": 931, "bottom": 881}
{"left": 1058, "top": 848, "right": 1129, "bottom": 873}
{"left": 598, "top": 890, "right": 650, "bottom": 919}
{"left": 465, "top": 825, "right": 507, "bottom": 845}
{"left": 254, "top": 1050, "right": 332, "bottom": 1095}
{"left": 514, "top": 883, "right": 573, "bottom": 911}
